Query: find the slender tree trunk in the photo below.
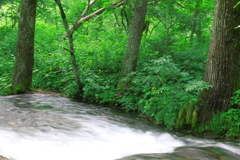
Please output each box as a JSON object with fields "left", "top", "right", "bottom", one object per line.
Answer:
{"left": 55, "top": 0, "right": 125, "bottom": 97}
{"left": 55, "top": 0, "right": 84, "bottom": 96}
{"left": 196, "top": 21, "right": 202, "bottom": 44}
{"left": 117, "top": 0, "right": 148, "bottom": 89}
{"left": 197, "top": 0, "right": 240, "bottom": 123}
{"left": 12, "top": 0, "right": 37, "bottom": 94}
{"left": 189, "top": 0, "right": 201, "bottom": 44}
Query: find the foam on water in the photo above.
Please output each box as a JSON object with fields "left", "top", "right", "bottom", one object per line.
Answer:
{"left": 0, "top": 121, "right": 184, "bottom": 160}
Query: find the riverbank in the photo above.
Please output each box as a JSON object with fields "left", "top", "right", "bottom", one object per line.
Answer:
{"left": 25, "top": 90, "right": 240, "bottom": 141}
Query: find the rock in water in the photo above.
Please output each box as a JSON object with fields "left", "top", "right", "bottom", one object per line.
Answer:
{"left": 0, "top": 155, "right": 9, "bottom": 160}
{"left": 117, "top": 146, "right": 240, "bottom": 160}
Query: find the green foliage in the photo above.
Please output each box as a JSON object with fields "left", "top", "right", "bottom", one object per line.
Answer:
{"left": 234, "top": 1, "right": 240, "bottom": 8}
{"left": 118, "top": 56, "right": 210, "bottom": 128}
{"left": 31, "top": 16, "right": 126, "bottom": 100}
{"left": 83, "top": 79, "right": 117, "bottom": 104}
{"left": 199, "top": 91, "right": 240, "bottom": 138}
{"left": 222, "top": 109, "right": 240, "bottom": 137}
{"left": 177, "top": 102, "right": 198, "bottom": 128}
{"left": 234, "top": 2, "right": 240, "bottom": 29}
{"left": 203, "top": 112, "right": 226, "bottom": 135}
{"left": 0, "top": 28, "right": 17, "bottom": 95}
{"left": 203, "top": 109, "right": 240, "bottom": 137}
{"left": 230, "top": 89, "right": 240, "bottom": 106}
{"left": 172, "top": 46, "right": 208, "bottom": 78}
{"left": 0, "top": 72, "right": 12, "bottom": 95}
{"left": 0, "top": 53, "right": 13, "bottom": 95}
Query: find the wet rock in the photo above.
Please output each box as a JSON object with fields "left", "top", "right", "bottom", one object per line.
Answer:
{"left": 117, "top": 146, "right": 240, "bottom": 160}
{"left": 0, "top": 155, "right": 9, "bottom": 160}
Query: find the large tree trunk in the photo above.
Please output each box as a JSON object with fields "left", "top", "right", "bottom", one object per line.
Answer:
{"left": 12, "top": 0, "right": 37, "bottom": 94}
{"left": 198, "top": 0, "right": 240, "bottom": 123}
{"left": 117, "top": 0, "right": 148, "bottom": 89}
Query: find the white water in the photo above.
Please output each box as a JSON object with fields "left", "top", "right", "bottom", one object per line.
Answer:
{"left": 0, "top": 94, "right": 239, "bottom": 160}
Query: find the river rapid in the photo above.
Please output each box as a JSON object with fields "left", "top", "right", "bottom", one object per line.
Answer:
{"left": 0, "top": 94, "right": 239, "bottom": 160}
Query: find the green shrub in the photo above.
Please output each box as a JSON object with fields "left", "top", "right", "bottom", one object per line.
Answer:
{"left": 0, "top": 72, "right": 12, "bottom": 95}
{"left": 203, "top": 112, "right": 227, "bottom": 135}
{"left": 81, "top": 68, "right": 118, "bottom": 104}
{"left": 118, "top": 56, "right": 210, "bottom": 128}
{"left": 230, "top": 89, "right": 240, "bottom": 106}
{"left": 222, "top": 109, "right": 240, "bottom": 137}
{"left": 0, "top": 28, "right": 16, "bottom": 95}
{"left": 203, "top": 108, "right": 240, "bottom": 137}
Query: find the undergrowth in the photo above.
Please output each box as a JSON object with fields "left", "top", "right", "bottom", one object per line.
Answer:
{"left": 202, "top": 90, "right": 240, "bottom": 138}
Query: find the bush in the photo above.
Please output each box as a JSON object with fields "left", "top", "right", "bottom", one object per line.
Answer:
{"left": 230, "top": 89, "right": 240, "bottom": 106}
{"left": 118, "top": 56, "right": 210, "bottom": 128}
{"left": 222, "top": 109, "right": 240, "bottom": 137}
{"left": 203, "top": 91, "right": 240, "bottom": 138}
{"left": 0, "top": 28, "right": 17, "bottom": 95}
{"left": 204, "top": 109, "right": 240, "bottom": 137}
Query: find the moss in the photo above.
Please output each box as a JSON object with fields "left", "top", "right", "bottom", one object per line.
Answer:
{"left": 12, "top": 79, "right": 32, "bottom": 94}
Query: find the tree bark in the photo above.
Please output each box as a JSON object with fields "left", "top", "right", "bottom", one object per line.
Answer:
{"left": 197, "top": 0, "right": 240, "bottom": 123}
{"left": 117, "top": 0, "right": 148, "bottom": 89}
{"left": 12, "top": 0, "right": 37, "bottom": 94}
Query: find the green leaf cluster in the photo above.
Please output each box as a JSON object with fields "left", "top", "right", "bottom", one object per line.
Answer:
{"left": 204, "top": 109, "right": 240, "bottom": 138}
{"left": 118, "top": 56, "right": 210, "bottom": 128}
{"left": 230, "top": 89, "right": 240, "bottom": 106}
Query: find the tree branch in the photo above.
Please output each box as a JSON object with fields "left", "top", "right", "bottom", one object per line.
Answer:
{"left": 64, "top": 47, "right": 73, "bottom": 54}
{"left": 81, "top": 0, "right": 97, "bottom": 18}
{"left": 175, "top": 2, "right": 187, "bottom": 9}
{"left": 148, "top": 0, "right": 161, "bottom": 5}
{"left": 67, "top": 0, "right": 124, "bottom": 36}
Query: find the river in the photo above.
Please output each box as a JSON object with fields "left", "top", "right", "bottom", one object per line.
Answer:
{"left": 0, "top": 94, "right": 239, "bottom": 160}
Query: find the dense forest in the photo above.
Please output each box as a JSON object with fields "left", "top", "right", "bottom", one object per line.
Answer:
{"left": 0, "top": 0, "right": 239, "bottom": 138}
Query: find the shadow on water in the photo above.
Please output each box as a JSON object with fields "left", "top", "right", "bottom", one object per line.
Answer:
{"left": 0, "top": 94, "right": 239, "bottom": 160}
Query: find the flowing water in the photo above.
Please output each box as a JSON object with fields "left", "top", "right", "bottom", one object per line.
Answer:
{"left": 0, "top": 94, "right": 239, "bottom": 160}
